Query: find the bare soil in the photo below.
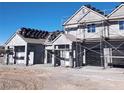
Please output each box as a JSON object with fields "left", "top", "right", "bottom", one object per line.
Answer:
{"left": 0, "top": 64, "right": 124, "bottom": 90}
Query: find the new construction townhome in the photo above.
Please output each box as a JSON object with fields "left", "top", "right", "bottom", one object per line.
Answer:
{"left": 5, "top": 3, "right": 124, "bottom": 68}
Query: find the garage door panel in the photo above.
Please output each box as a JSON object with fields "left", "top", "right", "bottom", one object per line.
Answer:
{"left": 86, "top": 49, "right": 101, "bottom": 66}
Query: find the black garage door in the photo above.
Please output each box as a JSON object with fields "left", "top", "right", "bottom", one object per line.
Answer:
{"left": 112, "top": 49, "right": 124, "bottom": 67}
{"left": 86, "top": 49, "right": 101, "bottom": 66}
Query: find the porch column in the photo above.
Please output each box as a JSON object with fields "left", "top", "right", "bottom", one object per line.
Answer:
{"left": 83, "top": 49, "right": 86, "bottom": 65}
{"left": 25, "top": 43, "right": 28, "bottom": 66}
{"left": 103, "top": 48, "right": 112, "bottom": 68}
{"left": 6, "top": 54, "right": 9, "bottom": 65}
{"left": 13, "top": 46, "right": 16, "bottom": 64}
{"left": 52, "top": 49, "right": 55, "bottom": 66}
{"left": 44, "top": 49, "right": 47, "bottom": 64}
{"left": 73, "top": 50, "right": 76, "bottom": 68}
{"left": 69, "top": 44, "right": 73, "bottom": 67}
{"left": 5, "top": 46, "right": 9, "bottom": 65}
{"left": 52, "top": 45, "right": 55, "bottom": 66}
{"left": 104, "top": 48, "right": 108, "bottom": 69}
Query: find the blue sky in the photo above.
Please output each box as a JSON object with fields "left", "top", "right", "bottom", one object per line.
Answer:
{"left": 0, "top": 2, "right": 120, "bottom": 45}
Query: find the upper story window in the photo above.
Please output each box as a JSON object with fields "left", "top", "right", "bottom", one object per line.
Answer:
{"left": 119, "top": 21, "right": 124, "bottom": 30}
{"left": 87, "top": 24, "right": 96, "bottom": 33}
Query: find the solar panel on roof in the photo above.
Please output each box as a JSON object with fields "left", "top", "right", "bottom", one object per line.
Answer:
{"left": 34, "top": 30, "right": 39, "bottom": 38}
{"left": 19, "top": 27, "right": 51, "bottom": 39}
{"left": 39, "top": 31, "right": 43, "bottom": 38}
{"left": 31, "top": 30, "right": 37, "bottom": 38}
{"left": 35, "top": 31, "right": 41, "bottom": 38}
{"left": 41, "top": 31, "right": 45, "bottom": 38}
{"left": 47, "top": 30, "right": 64, "bottom": 41}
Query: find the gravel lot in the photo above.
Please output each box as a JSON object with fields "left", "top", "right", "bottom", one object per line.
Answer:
{"left": 0, "top": 64, "right": 124, "bottom": 90}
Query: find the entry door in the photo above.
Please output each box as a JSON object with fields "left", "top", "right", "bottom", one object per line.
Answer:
{"left": 28, "top": 52, "right": 34, "bottom": 65}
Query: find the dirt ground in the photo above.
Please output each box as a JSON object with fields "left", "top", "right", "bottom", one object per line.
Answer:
{"left": 0, "top": 64, "right": 124, "bottom": 90}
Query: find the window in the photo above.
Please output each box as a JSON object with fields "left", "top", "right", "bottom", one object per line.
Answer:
{"left": 14, "top": 46, "right": 25, "bottom": 52}
{"left": 58, "top": 45, "right": 69, "bottom": 49}
{"left": 119, "top": 21, "right": 124, "bottom": 30}
{"left": 87, "top": 24, "right": 96, "bottom": 33}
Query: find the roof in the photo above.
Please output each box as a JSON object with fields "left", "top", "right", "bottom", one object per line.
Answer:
{"left": 0, "top": 46, "right": 4, "bottom": 49}
{"left": 52, "top": 33, "right": 82, "bottom": 44}
{"left": 63, "top": 5, "right": 106, "bottom": 26}
{"left": 63, "top": 6, "right": 85, "bottom": 25}
{"left": 17, "top": 33, "right": 46, "bottom": 44}
{"left": 107, "top": 3, "right": 124, "bottom": 17}
{"left": 44, "top": 33, "right": 53, "bottom": 45}
{"left": 5, "top": 28, "right": 64, "bottom": 45}
{"left": 44, "top": 31, "right": 64, "bottom": 45}
{"left": 78, "top": 6, "right": 107, "bottom": 23}
{"left": 5, "top": 33, "right": 16, "bottom": 45}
